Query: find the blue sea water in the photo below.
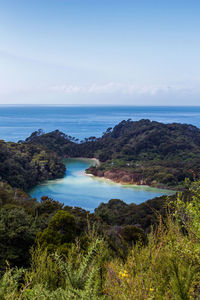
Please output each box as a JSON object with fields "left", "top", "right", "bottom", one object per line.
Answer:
{"left": 0, "top": 106, "right": 200, "bottom": 142}
{"left": 1, "top": 105, "right": 197, "bottom": 210}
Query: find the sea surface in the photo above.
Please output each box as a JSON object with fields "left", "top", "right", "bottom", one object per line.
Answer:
{"left": 0, "top": 106, "right": 200, "bottom": 142}
{"left": 1, "top": 105, "right": 197, "bottom": 210}
{"left": 29, "top": 158, "right": 174, "bottom": 212}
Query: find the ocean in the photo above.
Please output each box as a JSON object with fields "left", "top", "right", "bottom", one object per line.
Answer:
{"left": 0, "top": 106, "right": 200, "bottom": 142}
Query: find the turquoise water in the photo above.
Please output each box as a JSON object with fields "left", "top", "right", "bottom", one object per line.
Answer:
{"left": 30, "top": 158, "right": 174, "bottom": 212}
{"left": 0, "top": 106, "right": 200, "bottom": 142}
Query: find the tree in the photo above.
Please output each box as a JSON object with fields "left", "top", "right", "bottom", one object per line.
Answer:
{"left": 0, "top": 206, "right": 39, "bottom": 269}
{"left": 37, "top": 210, "right": 76, "bottom": 254}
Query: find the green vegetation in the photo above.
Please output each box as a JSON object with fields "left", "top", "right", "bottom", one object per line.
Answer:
{"left": 24, "top": 129, "right": 78, "bottom": 157}
{"left": 24, "top": 120, "right": 200, "bottom": 189}
{"left": 0, "top": 239, "right": 107, "bottom": 299}
{"left": 85, "top": 119, "right": 200, "bottom": 189}
{"left": 36, "top": 210, "right": 76, "bottom": 254}
{"left": 0, "top": 137, "right": 65, "bottom": 190}
{"left": 0, "top": 120, "right": 200, "bottom": 298}
{"left": 1, "top": 119, "right": 200, "bottom": 190}
{"left": 0, "top": 179, "right": 200, "bottom": 299}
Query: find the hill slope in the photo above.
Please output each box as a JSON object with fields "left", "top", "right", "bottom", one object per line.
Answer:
{"left": 85, "top": 119, "right": 200, "bottom": 188}
{"left": 24, "top": 119, "right": 200, "bottom": 189}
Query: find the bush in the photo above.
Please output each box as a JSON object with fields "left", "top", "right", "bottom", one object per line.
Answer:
{"left": 36, "top": 210, "right": 76, "bottom": 254}
{"left": 105, "top": 180, "right": 200, "bottom": 299}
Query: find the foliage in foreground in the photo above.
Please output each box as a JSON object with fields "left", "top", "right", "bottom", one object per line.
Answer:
{"left": 0, "top": 179, "right": 200, "bottom": 299}
{"left": 0, "top": 180, "right": 172, "bottom": 270}
{"left": 105, "top": 180, "right": 200, "bottom": 299}
{"left": 0, "top": 238, "right": 107, "bottom": 299}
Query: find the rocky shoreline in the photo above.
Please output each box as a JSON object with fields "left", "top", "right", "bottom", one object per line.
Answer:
{"left": 87, "top": 167, "right": 146, "bottom": 184}
{"left": 86, "top": 166, "right": 177, "bottom": 191}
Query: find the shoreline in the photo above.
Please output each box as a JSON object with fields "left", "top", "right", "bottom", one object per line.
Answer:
{"left": 89, "top": 158, "right": 101, "bottom": 166}
{"left": 85, "top": 171, "right": 175, "bottom": 194}
{"left": 65, "top": 157, "right": 175, "bottom": 194}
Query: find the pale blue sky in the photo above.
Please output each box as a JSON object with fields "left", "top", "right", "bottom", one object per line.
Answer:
{"left": 0, "top": 0, "right": 200, "bottom": 105}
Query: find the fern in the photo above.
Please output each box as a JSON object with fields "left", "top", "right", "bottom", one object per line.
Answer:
{"left": 0, "top": 267, "right": 24, "bottom": 300}
{"left": 53, "top": 238, "right": 105, "bottom": 298}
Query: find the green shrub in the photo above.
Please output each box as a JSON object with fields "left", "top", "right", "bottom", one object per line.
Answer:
{"left": 105, "top": 181, "right": 200, "bottom": 299}
{"left": 36, "top": 210, "right": 76, "bottom": 254}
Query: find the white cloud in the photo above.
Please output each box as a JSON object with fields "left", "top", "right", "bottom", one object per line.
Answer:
{"left": 1, "top": 81, "right": 200, "bottom": 105}
{"left": 50, "top": 82, "right": 199, "bottom": 96}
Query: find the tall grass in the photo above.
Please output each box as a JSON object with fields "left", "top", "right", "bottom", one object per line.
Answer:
{"left": 105, "top": 183, "right": 200, "bottom": 299}
{"left": 0, "top": 238, "right": 107, "bottom": 299}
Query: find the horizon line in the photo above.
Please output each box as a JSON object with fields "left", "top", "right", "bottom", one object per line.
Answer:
{"left": 0, "top": 104, "right": 200, "bottom": 107}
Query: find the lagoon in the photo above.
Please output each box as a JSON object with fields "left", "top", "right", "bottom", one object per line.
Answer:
{"left": 30, "top": 158, "right": 174, "bottom": 212}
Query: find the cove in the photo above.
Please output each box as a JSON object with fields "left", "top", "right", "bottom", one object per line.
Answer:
{"left": 29, "top": 158, "right": 175, "bottom": 212}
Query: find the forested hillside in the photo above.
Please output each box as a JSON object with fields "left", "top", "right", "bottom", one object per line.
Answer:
{"left": 0, "top": 138, "right": 65, "bottom": 190}
{"left": 24, "top": 119, "right": 200, "bottom": 189}
{"left": 85, "top": 119, "right": 200, "bottom": 188}
{"left": 1, "top": 119, "right": 199, "bottom": 192}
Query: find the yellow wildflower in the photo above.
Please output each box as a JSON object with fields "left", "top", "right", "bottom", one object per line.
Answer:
{"left": 119, "top": 270, "right": 129, "bottom": 278}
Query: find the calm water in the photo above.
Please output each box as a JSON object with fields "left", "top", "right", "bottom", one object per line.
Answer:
{"left": 29, "top": 158, "right": 174, "bottom": 212}
{"left": 0, "top": 106, "right": 200, "bottom": 142}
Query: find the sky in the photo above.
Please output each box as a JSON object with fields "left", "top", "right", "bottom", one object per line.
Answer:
{"left": 0, "top": 0, "right": 200, "bottom": 105}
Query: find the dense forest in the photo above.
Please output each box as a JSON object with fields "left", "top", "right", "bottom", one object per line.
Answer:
{"left": 1, "top": 119, "right": 200, "bottom": 190}
{"left": 0, "top": 119, "right": 200, "bottom": 299}
{"left": 24, "top": 119, "right": 200, "bottom": 189}
{"left": 0, "top": 137, "right": 65, "bottom": 190}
